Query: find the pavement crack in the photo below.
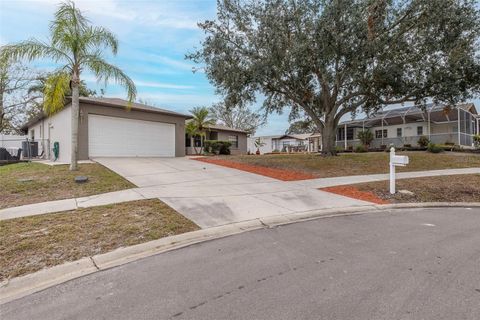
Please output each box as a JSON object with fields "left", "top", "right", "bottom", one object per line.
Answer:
{"left": 89, "top": 257, "right": 100, "bottom": 270}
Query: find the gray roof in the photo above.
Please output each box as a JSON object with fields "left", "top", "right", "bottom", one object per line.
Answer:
{"left": 21, "top": 97, "right": 192, "bottom": 131}
{"left": 207, "top": 123, "right": 248, "bottom": 133}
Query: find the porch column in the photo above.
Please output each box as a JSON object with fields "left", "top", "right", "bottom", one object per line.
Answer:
{"left": 381, "top": 120, "right": 384, "bottom": 146}
{"left": 457, "top": 107, "right": 461, "bottom": 146}
{"left": 344, "top": 123, "right": 347, "bottom": 150}
{"left": 427, "top": 110, "right": 431, "bottom": 139}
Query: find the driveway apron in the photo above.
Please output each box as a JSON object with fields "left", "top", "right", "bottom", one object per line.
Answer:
{"left": 95, "top": 157, "right": 370, "bottom": 228}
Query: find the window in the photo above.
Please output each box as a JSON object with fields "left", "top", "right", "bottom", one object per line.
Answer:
{"left": 417, "top": 126, "right": 423, "bottom": 136}
{"left": 229, "top": 135, "right": 238, "bottom": 148}
{"left": 397, "top": 128, "right": 402, "bottom": 137}
{"left": 375, "top": 129, "right": 387, "bottom": 139}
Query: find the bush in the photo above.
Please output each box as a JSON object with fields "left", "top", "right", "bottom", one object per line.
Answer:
{"left": 427, "top": 142, "right": 443, "bottom": 153}
{"left": 203, "top": 140, "right": 231, "bottom": 155}
{"left": 355, "top": 145, "right": 367, "bottom": 153}
{"left": 357, "top": 129, "right": 374, "bottom": 147}
{"left": 417, "top": 136, "right": 430, "bottom": 148}
{"left": 474, "top": 135, "right": 480, "bottom": 149}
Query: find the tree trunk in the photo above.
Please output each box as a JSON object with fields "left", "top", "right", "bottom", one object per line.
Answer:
{"left": 321, "top": 114, "right": 338, "bottom": 156}
{"left": 70, "top": 73, "right": 80, "bottom": 171}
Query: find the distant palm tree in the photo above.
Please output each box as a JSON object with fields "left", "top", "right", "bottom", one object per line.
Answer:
{"left": 1, "top": 1, "right": 136, "bottom": 170}
{"left": 189, "top": 106, "right": 215, "bottom": 153}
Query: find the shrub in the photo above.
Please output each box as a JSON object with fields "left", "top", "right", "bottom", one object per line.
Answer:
{"left": 357, "top": 129, "right": 374, "bottom": 147}
{"left": 474, "top": 135, "right": 480, "bottom": 149}
{"left": 427, "top": 142, "right": 442, "bottom": 153}
{"left": 272, "top": 149, "right": 280, "bottom": 153}
{"left": 417, "top": 136, "right": 430, "bottom": 148}
{"left": 203, "top": 140, "right": 231, "bottom": 154}
{"left": 355, "top": 145, "right": 367, "bottom": 153}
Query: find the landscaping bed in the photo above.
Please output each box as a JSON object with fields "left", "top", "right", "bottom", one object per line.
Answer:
{"left": 0, "top": 199, "right": 199, "bottom": 281}
{"left": 0, "top": 162, "right": 134, "bottom": 209}
{"left": 321, "top": 186, "right": 390, "bottom": 204}
{"left": 352, "top": 174, "right": 480, "bottom": 203}
{"left": 211, "top": 152, "right": 480, "bottom": 179}
{"left": 195, "top": 157, "right": 315, "bottom": 181}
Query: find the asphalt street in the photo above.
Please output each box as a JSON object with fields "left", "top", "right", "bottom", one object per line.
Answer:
{"left": 2, "top": 207, "right": 480, "bottom": 320}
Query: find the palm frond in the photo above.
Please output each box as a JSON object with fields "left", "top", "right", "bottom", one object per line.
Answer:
{"left": 83, "top": 54, "right": 136, "bottom": 102}
{"left": 43, "top": 71, "right": 70, "bottom": 115}
{"left": 189, "top": 106, "right": 216, "bottom": 130}
{"left": 83, "top": 26, "right": 118, "bottom": 55}
{"left": 0, "top": 39, "right": 72, "bottom": 65}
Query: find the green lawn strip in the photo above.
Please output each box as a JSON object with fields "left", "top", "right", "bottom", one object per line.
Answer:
{"left": 353, "top": 174, "right": 480, "bottom": 203}
{"left": 0, "top": 199, "right": 199, "bottom": 281}
{"left": 217, "top": 152, "right": 480, "bottom": 178}
{"left": 0, "top": 162, "right": 135, "bottom": 209}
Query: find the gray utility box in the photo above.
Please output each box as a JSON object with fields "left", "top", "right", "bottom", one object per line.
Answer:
{"left": 22, "top": 141, "right": 38, "bottom": 158}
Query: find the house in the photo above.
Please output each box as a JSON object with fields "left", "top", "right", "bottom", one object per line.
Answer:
{"left": 21, "top": 97, "right": 192, "bottom": 163}
{"left": 248, "top": 133, "right": 313, "bottom": 154}
{"left": 185, "top": 124, "right": 248, "bottom": 155}
{"left": 320, "top": 103, "right": 479, "bottom": 150}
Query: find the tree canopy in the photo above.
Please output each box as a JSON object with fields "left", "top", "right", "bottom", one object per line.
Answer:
{"left": 209, "top": 102, "right": 265, "bottom": 135}
{"left": 188, "top": 0, "right": 480, "bottom": 155}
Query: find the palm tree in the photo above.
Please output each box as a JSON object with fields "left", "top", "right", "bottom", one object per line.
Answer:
{"left": 0, "top": 1, "right": 136, "bottom": 170}
{"left": 189, "top": 106, "right": 215, "bottom": 153}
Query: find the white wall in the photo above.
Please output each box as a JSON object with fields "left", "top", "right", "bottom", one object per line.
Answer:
{"left": 0, "top": 134, "right": 26, "bottom": 149}
{"left": 28, "top": 107, "right": 71, "bottom": 163}
{"left": 248, "top": 136, "right": 275, "bottom": 154}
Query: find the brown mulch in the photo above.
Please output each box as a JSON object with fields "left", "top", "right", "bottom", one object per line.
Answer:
{"left": 321, "top": 186, "right": 391, "bottom": 204}
{"left": 194, "top": 157, "right": 316, "bottom": 181}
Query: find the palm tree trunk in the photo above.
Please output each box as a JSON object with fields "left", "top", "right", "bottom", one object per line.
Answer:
{"left": 70, "top": 74, "right": 80, "bottom": 171}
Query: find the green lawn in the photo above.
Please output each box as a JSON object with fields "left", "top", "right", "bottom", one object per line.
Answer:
{"left": 0, "top": 162, "right": 135, "bottom": 209}
{"left": 0, "top": 199, "right": 199, "bottom": 281}
{"left": 216, "top": 152, "right": 480, "bottom": 178}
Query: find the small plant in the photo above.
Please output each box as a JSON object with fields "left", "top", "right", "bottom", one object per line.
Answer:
{"left": 357, "top": 129, "right": 374, "bottom": 148}
{"left": 254, "top": 137, "right": 266, "bottom": 155}
{"left": 355, "top": 145, "right": 367, "bottom": 153}
{"left": 427, "top": 142, "right": 442, "bottom": 153}
{"left": 417, "top": 136, "right": 430, "bottom": 148}
{"left": 272, "top": 149, "right": 280, "bottom": 153}
{"left": 474, "top": 135, "right": 480, "bottom": 149}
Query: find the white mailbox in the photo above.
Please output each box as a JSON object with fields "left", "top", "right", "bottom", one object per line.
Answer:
{"left": 389, "top": 147, "right": 409, "bottom": 194}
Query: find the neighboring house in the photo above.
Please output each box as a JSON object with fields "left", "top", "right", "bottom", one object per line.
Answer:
{"left": 248, "top": 134, "right": 314, "bottom": 154}
{"left": 21, "top": 97, "right": 192, "bottom": 163}
{"left": 185, "top": 124, "right": 248, "bottom": 155}
{"left": 329, "top": 103, "right": 479, "bottom": 150}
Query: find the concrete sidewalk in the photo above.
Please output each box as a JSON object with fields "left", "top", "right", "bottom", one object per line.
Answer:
{"left": 1, "top": 160, "right": 479, "bottom": 225}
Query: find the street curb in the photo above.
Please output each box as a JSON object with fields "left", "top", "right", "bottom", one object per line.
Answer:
{"left": 1, "top": 202, "right": 479, "bottom": 304}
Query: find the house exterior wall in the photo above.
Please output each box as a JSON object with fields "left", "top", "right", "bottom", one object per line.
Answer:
{"left": 216, "top": 130, "right": 247, "bottom": 155}
{"left": 77, "top": 102, "right": 186, "bottom": 159}
{"left": 247, "top": 136, "right": 274, "bottom": 154}
{"left": 28, "top": 106, "right": 71, "bottom": 162}
{"left": 186, "top": 130, "right": 247, "bottom": 155}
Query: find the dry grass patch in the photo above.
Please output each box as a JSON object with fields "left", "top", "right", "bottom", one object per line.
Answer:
{"left": 354, "top": 174, "right": 480, "bottom": 203}
{"left": 0, "top": 162, "right": 134, "bottom": 209}
{"left": 217, "top": 152, "right": 480, "bottom": 178}
{"left": 0, "top": 199, "right": 199, "bottom": 281}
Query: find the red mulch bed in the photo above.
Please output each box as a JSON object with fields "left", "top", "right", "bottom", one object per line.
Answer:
{"left": 194, "top": 157, "right": 316, "bottom": 181}
{"left": 321, "top": 186, "right": 390, "bottom": 204}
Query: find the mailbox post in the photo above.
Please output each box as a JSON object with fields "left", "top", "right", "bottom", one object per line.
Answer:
{"left": 389, "top": 147, "right": 409, "bottom": 194}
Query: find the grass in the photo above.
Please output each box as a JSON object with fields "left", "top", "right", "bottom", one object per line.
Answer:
{"left": 0, "top": 162, "right": 135, "bottom": 209}
{"left": 354, "top": 174, "right": 480, "bottom": 203}
{"left": 216, "top": 152, "right": 480, "bottom": 178}
{"left": 0, "top": 199, "right": 199, "bottom": 281}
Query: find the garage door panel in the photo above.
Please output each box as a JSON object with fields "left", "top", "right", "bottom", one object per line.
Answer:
{"left": 88, "top": 115, "right": 175, "bottom": 157}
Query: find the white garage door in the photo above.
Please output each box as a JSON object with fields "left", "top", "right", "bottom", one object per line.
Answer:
{"left": 88, "top": 114, "right": 175, "bottom": 157}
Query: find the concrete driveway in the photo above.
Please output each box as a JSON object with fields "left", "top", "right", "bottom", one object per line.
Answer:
{"left": 95, "top": 157, "right": 370, "bottom": 228}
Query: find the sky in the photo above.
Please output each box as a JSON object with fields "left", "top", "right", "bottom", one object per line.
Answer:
{"left": 1, "top": 0, "right": 478, "bottom": 136}
{"left": 0, "top": 0, "right": 289, "bottom": 135}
